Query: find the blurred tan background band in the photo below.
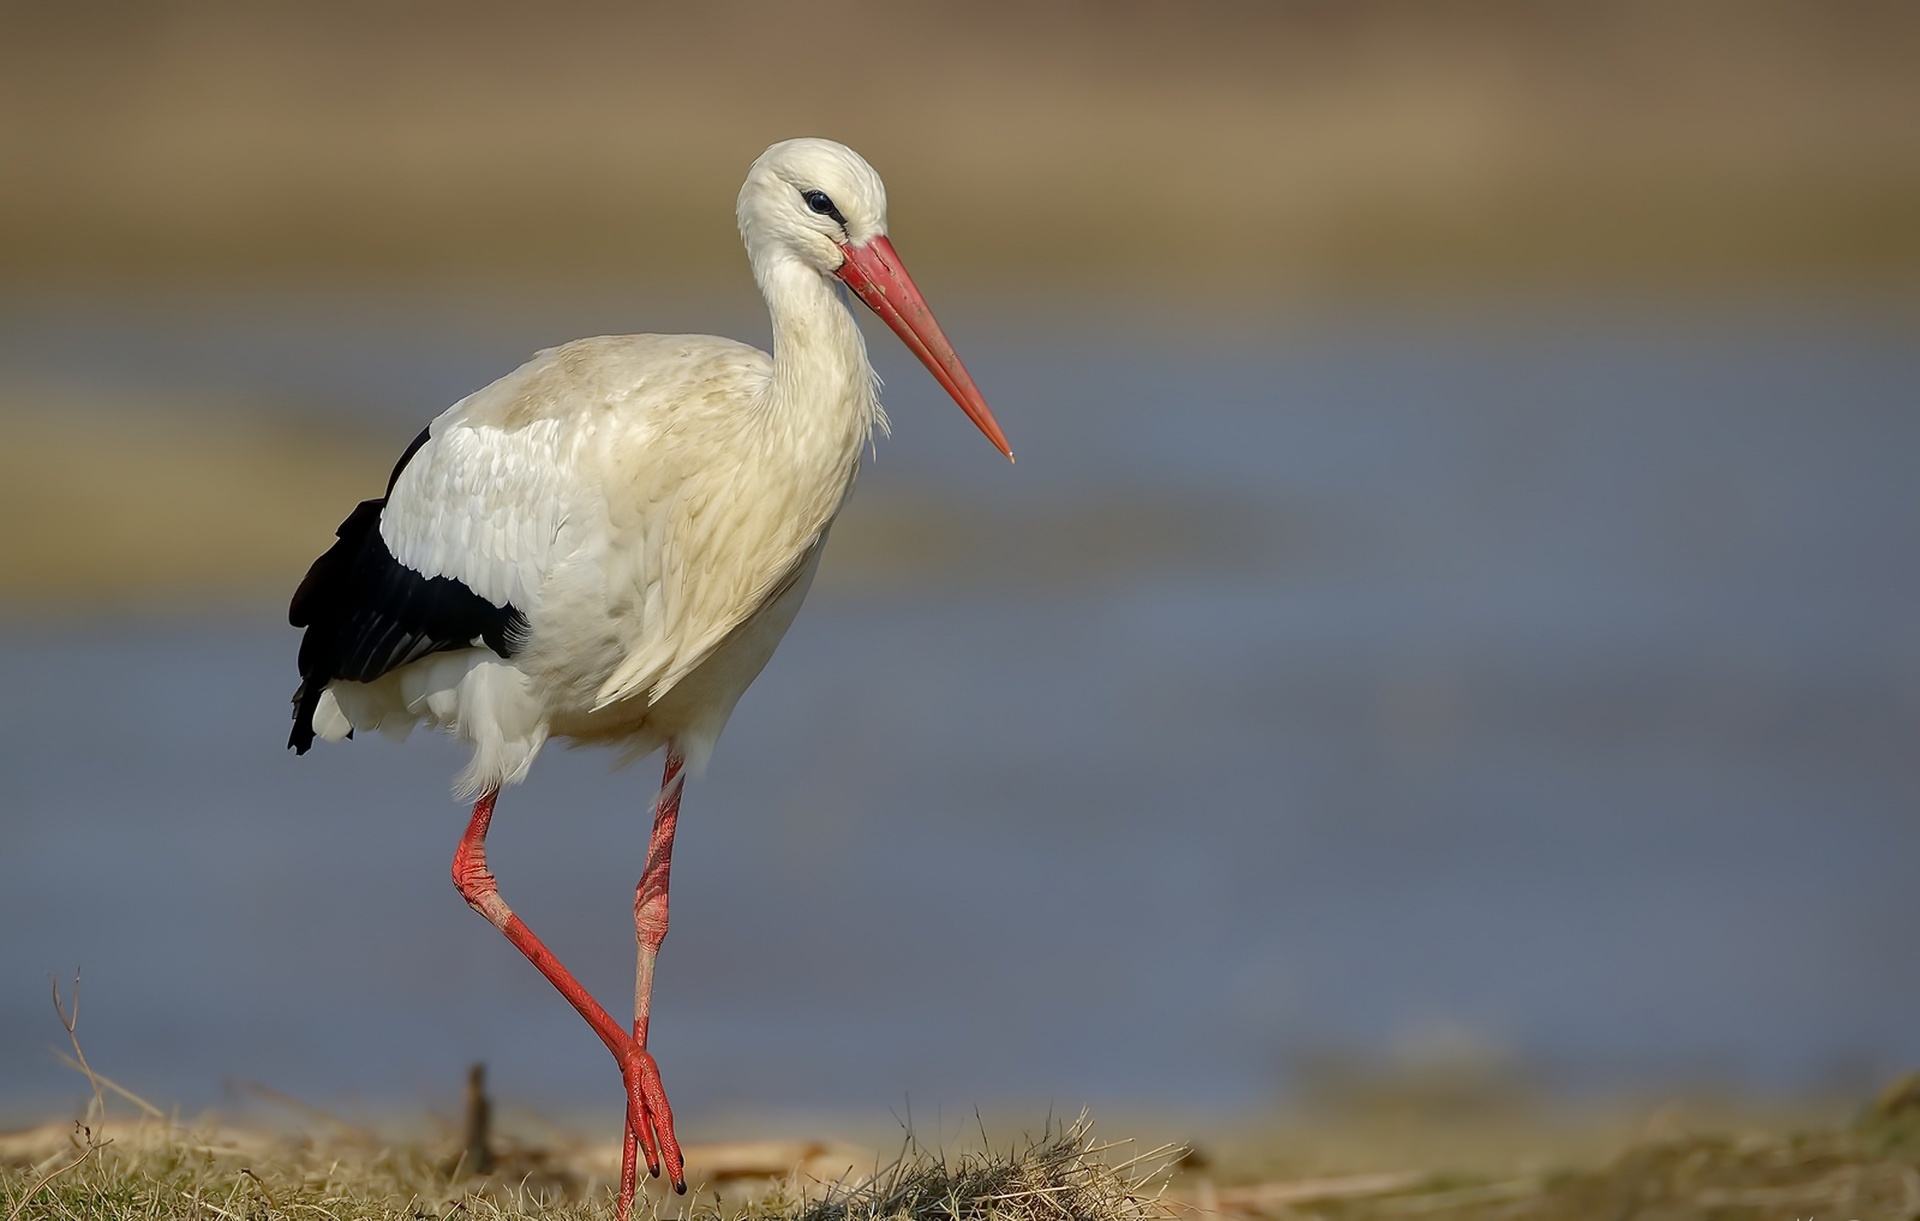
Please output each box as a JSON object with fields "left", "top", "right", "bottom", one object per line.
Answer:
{"left": 2, "top": 0, "right": 1915, "bottom": 295}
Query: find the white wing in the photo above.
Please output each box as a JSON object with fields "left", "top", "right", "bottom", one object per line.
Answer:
{"left": 380, "top": 415, "right": 580, "bottom": 614}
{"left": 379, "top": 332, "right": 840, "bottom": 714}
{"left": 380, "top": 334, "right": 767, "bottom": 611}
{"left": 380, "top": 337, "right": 671, "bottom": 615}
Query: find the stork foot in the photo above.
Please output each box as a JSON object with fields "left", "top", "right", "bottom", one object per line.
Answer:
{"left": 615, "top": 1041, "right": 683, "bottom": 1215}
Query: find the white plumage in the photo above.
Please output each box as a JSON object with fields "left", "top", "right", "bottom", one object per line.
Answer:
{"left": 302, "top": 137, "right": 1006, "bottom": 795}
{"left": 289, "top": 136, "right": 1010, "bottom": 1213}
{"left": 310, "top": 328, "right": 865, "bottom": 793}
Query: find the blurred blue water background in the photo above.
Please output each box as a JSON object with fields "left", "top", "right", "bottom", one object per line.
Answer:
{"left": 3, "top": 294, "right": 1917, "bottom": 1129}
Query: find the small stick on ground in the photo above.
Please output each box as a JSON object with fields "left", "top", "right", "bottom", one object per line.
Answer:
{"left": 460, "top": 1062, "right": 495, "bottom": 1177}
{"left": 51, "top": 972, "right": 106, "bottom": 1130}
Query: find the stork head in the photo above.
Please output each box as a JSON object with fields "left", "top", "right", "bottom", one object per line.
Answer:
{"left": 738, "top": 137, "right": 890, "bottom": 270}
{"left": 738, "top": 137, "right": 1012, "bottom": 460}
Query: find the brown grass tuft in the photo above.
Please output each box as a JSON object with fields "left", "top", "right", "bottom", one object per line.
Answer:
{"left": 794, "top": 1118, "right": 1179, "bottom": 1221}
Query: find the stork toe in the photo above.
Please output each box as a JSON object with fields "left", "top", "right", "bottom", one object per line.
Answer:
{"left": 616, "top": 1043, "right": 684, "bottom": 1214}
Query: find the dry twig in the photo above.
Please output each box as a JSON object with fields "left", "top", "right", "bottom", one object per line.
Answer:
{"left": 5, "top": 974, "right": 114, "bottom": 1221}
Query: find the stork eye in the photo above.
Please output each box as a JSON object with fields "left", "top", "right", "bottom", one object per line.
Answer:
{"left": 801, "top": 189, "right": 847, "bottom": 225}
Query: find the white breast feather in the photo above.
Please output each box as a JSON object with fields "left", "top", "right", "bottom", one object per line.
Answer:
{"left": 588, "top": 368, "right": 869, "bottom": 710}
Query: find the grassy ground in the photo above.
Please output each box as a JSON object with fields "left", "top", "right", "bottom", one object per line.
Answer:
{"left": 0, "top": 1111, "right": 1165, "bottom": 1221}
{"left": 8, "top": 1082, "right": 1920, "bottom": 1221}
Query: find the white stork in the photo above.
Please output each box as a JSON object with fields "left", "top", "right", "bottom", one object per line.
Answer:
{"left": 288, "top": 137, "right": 1011, "bottom": 1215}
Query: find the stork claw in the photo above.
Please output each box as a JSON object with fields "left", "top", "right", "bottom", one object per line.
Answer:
{"left": 615, "top": 1041, "right": 684, "bottom": 1217}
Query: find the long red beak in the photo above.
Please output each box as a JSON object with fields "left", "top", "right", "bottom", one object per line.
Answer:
{"left": 834, "top": 235, "right": 1014, "bottom": 460}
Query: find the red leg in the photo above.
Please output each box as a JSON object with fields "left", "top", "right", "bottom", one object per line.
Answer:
{"left": 451, "top": 788, "right": 684, "bottom": 1217}
{"left": 620, "top": 748, "right": 688, "bottom": 1207}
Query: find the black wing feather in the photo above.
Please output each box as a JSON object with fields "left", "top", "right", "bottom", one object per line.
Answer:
{"left": 288, "top": 428, "right": 528, "bottom": 754}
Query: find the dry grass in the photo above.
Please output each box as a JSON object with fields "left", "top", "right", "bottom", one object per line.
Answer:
{"left": 1273, "top": 1081, "right": 1920, "bottom": 1219}
{"left": 1, "top": 989, "right": 1185, "bottom": 1221}
{"left": 0, "top": 1112, "right": 1176, "bottom": 1221}
{"left": 13, "top": 1090, "right": 1920, "bottom": 1221}
{"left": 7, "top": 1003, "right": 1920, "bottom": 1221}
{"left": 795, "top": 1120, "right": 1176, "bottom": 1221}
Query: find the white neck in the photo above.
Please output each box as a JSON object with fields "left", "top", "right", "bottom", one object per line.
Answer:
{"left": 753, "top": 251, "right": 884, "bottom": 448}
